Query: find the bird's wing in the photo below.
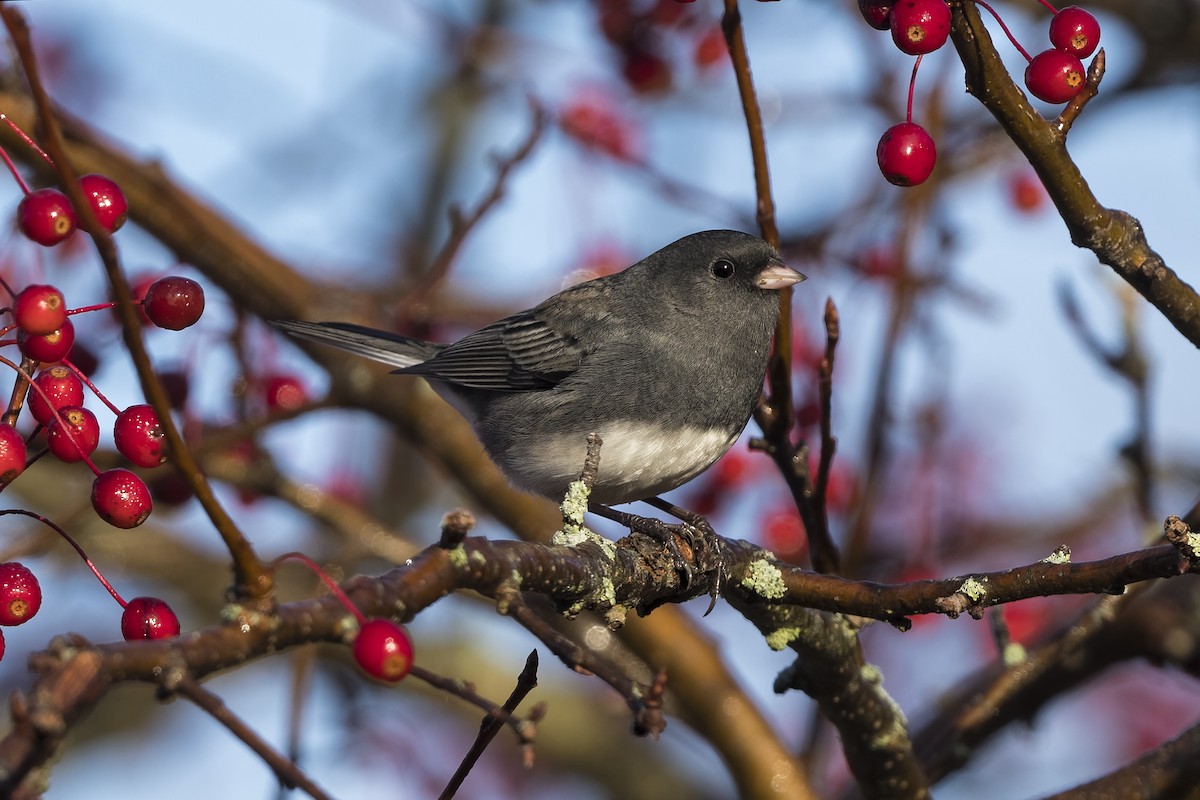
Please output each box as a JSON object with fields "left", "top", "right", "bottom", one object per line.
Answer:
{"left": 403, "top": 282, "right": 616, "bottom": 391}
{"left": 400, "top": 312, "right": 586, "bottom": 391}
{"left": 271, "top": 320, "right": 442, "bottom": 369}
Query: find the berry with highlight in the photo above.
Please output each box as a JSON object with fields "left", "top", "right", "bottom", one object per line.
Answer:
{"left": 92, "top": 468, "right": 153, "bottom": 528}
{"left": 18, "top": 318, "right": 75, "bottom": 363}
{"left": 142, "top": 277, "right": 205, "bottom": 330}
{"left": 13, "top": 285, "right": 67, "bottom": 336}
{"left": 121, "top": 596, "right": 180, "bottom": 640}
{"left": 114, "top": 404, "right": 167, "bottom": 468}
{"left": 353, "top": 618, "right": 414, "bottom": 682}
{"left": 28, "top": 366, "right": 84, "bottom": 425}
{"left": 1049, "top": 6, "right": 1100, "bottom": 59}
{"left": 17, "top": 188, "right": 76, "bottom": 246}
{"left": 0, "top": 562, "right": 41, "bottom": 626}
{"left": 47, "top": 406, "right": 100, "bottom": 463}
{"left": 877, "top": 122, "right": 937, "bottom": 186}
{"left": 78, "top": 173, "right": 129, "bottom": 232}
{"left": 1025, "top": 49, "right": 1086, "bottom": 104}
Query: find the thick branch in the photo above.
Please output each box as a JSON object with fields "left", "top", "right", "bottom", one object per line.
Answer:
{"left": 950, "top": 1, "right": 1200, "bottom": 347}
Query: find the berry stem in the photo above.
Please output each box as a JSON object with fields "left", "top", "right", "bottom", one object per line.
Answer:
{"left": 1035, "top": 0, "right": 1059, "bottom": 13}
{"left": 0, "top": 114, "right": 56, "bottom": 169}
{"left": 974, "top": 0, "right": 1035, "bottom": 62}
{"left": 0, "top": 508, "right": 129, "bottom": 607}
{"left": 0, "top": 143, "right": 30, "bottom": 196}
{"left": 66, "top": 301, "right": 119, "bottom": 316}
{"left": 906, "top": 54, "right": 923, "bottom": 124}
{"left": 63, "top": 359, "right": 121, "bottom": 415}
{"left": 270, "top": 551, "right": 367, "bottom": 625}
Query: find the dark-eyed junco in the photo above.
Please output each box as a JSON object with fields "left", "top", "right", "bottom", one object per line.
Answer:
{"left": 274, "top": 230, "right": 803, "bottom": 505}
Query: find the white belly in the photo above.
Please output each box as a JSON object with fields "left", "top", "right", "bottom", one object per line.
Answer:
{"left": 505, "top": 421, "right": 738, "bottom": 505}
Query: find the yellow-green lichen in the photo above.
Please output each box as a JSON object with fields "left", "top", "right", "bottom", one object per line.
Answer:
{"left": 959, "top": 576, "right": 988, "bottom": 603}
{"left": 1041, "top": 546, "right": 1071, "bottom": 565}
{"left": 447, "top": 544, "right": 469, "bottom": 568}
{"left": 765, "top": 626, "right": 801, "bottom": 650}
{"left": 741, "top": 559, "right": 787, "bottom": 600}
{"left": 1002, "top": 641, "right": 1027, "bottom": 667}
{"left": 560, "top": 478, "right": 591, "bottom": 527}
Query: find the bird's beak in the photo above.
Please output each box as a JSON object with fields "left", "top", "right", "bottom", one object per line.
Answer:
{"left": 755, "top": 258, "right": 806, "bottom": 290}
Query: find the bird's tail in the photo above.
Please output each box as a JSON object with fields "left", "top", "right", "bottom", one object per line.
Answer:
{"left": 271, "top": 320, "right": 440, "bottom": 369}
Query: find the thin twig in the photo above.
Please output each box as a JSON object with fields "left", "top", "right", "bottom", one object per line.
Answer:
{"left": 722, "top": 0, "right": 794, "bottom": 438}
{"left": 809, "top": 298, "right": 842, "bottom": 573}
{"left": 404, "top": 99, "right": 547, "bottom": 311}
{"left": 172, "top": 675, "right": 334, "bottom": 800}
{"left": 439, "top": 650, "right": 541, "bottom": 800}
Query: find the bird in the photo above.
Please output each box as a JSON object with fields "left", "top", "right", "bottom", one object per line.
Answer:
{"left": 274, "top": 229, "right": 803, "bottom": 507}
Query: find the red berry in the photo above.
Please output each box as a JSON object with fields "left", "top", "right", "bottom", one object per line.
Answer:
{"left": 353, "top": 618, "right": 414, "bottom": 682}
{"left": 68, "top": 342, "right": 100, "bottom": 376}
{"left": 91, "top": 468, "right": 153, "bottom": 528}
{"left": 1049, "top": 6, "right": 1100, "bottom": 59}
{"left": 18, "top": 318, "right": 75, "bottom": 362}
{"left": 1025, "top": 49, "right": 1086, "bottom": 103}
{"left": 263, "top": 374, "right": 307, "bottom": 412}
{"left": 78, "top": 173, "right": 129, "bottom": 233}
{"left": 1009, "top": 170, "right": 1046, "bottom": 214}
{"left": 0, "top": 424, "right": 25, "bottom": 483}
{"left": 114, "top": 404, "right": 167, "bottom": 468}
{"left": 693, "top": 28, "right": 727, "bottom": 69}
{"left": 622, "top": 50, "right": 672, "bottom": 94}
{"left": 858, "top": 0, "right": 893, "bottom": 30}
{"left": 12, "top": 284, "right": 67, "bottom": 336}
{"left": 0, "top": 562, "right": 41, "bottom": 625}
{"left": 561, "top": 98, "right": 639, "bottom": 161}
{"left": 158, "top": 369, "right": 191, "bottom": 410}
{"left": 876, "top": 122, "right": 937, "bottom": 186}
{"left": 121, "top": 596, "right": 180, "bottom": 640}
{"left": 47, "top": 406, "right": 100, "bottom": 463}
{"left": 889, "top": 0, "right": 950, "bottom": 55}
{"left": 142, "top": 276, "right": 205, "bottom": 330}
{"left": 762, "top": 508, "right": 807, "bottom": 563}
{"left": 28, "top": 365, "right": 84, "bottom": 424}
{"left": 0, "top": 628, "right": 6, "bottom": 661}
{"left": 147, "top": 470, "right": 194, "bottom": 507}
{"left": 17, "top": 188, "right": 76, "bottom": 246}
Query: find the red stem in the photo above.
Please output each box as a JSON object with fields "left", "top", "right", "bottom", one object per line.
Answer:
{"left": 0, "top": 143, "right": 30, "bottom": 196}
{"left": 906, "top": 54, "right": 923, "bottom": 123}
{"left": 270, "top": 551, "right": 367, "bottom": 625}
{"left": 0, "top": 508, "right": 128, "bottom": 607}
{"left": 0, "top": 113, "right": 56, "bottom": 168}
{"left": 974, "top": 0, "right": 1035, "bottom": 62}
{"left": 63, "top": 359, "right": 121, "bottom": 415}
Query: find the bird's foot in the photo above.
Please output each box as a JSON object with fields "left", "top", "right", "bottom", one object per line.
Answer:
{"left": 592, "top": 500, "right": 725, "bottom": 614}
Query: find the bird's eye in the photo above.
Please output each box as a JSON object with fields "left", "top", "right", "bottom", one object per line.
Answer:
{"left": 711, "top": 259, "right": 735, "bottom": 279}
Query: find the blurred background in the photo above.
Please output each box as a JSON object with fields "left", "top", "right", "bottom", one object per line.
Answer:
{"left": 0, "top": 0, "right": 1196, "bottom": 797}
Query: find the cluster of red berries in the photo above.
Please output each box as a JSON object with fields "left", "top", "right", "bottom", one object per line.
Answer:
{"left": 859, "top": 0, "right": 1100, "bottom": 186}
{"left": 0, "top": 122, "right": 205, "bottom": 661}
{"left": 275, "top": 552, "right": 414, "bottom": 683}
{"left": 1, "top": 276, "right": 205, "bottom": 528}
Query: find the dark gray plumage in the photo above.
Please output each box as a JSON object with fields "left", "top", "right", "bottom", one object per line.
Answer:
{"left": 274, "top": 230, "right": 804, "bottom": 505}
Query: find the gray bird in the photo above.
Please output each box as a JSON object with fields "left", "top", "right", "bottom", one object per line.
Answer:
{"left": 274, "top": 229, "right": 803, "bottom": 505}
